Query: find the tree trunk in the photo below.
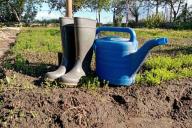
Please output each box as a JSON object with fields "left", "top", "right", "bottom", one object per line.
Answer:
{"left": 113, "top": 8, "right": 116, "bottom": 25}
{"left": 173, "top": 11, "right": 177, "bottom": 21}
{"left": 135, "top": 15, "right": 139, "bottom": 23}
{"left": 170, "top": 7, "right": 172, "bottom": 22}
{"left": 147, "top": 5, "right": 150, "bottom": 18}
{"left": 156, "top": 1, "right": 159, "bottom": 14}
{"left": 98, "top": 11, "right": 101, "bottom": 23}
{"left": 7, "top": 2, "right": 21, "bottom": 23}
{"left": 125, "top": 0, "right": 129, "bottom": 25}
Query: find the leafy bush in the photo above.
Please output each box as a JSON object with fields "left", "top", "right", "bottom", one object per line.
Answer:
{"left": 145, "top": 13, "right": 166, "bottom": 28}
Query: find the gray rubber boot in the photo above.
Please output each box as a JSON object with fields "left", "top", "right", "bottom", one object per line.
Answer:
{"left": 60, "top": 17, "right": 96, "bottom": 85}
{"left": 46, "top": 17, "right": 76, "bottom": 80}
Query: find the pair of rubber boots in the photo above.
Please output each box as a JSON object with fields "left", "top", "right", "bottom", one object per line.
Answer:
{"left": 46, "top": 17, "right": 96, "bottom": 85}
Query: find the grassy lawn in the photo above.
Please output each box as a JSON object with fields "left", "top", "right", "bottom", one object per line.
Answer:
{"left": 2, "top": 27, "right": 192, "bottom": 87}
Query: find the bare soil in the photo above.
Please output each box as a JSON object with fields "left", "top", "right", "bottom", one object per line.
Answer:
{"left": 0, "top": 27, "right": 20, "bottom": 58}
{"left": 0, "top": 77, "right": 191, "bottom": 128}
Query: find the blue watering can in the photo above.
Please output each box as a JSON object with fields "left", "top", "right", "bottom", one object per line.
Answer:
{"left": 94, "top": 27, "right": 168, "bottom": 86}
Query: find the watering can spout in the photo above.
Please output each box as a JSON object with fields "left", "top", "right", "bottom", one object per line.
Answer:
{"left": 130, "top": 38, "right": 168, "bottom": 75}
{"left": 144, "top": 38, "right": 168, "bottom": 48}
{"left": 139, "top": 38, "right": 168, "bottom": 54}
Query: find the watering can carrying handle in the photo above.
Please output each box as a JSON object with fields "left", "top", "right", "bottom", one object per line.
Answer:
{"left": 96, "top": 27, "right": 137, "bottom": 42}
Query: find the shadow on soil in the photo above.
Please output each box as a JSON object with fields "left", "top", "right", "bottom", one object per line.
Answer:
{"left": 3, "top": 59, "right": 57, "bottom": 78}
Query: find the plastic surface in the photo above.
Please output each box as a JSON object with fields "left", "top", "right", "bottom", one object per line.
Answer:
{"left": 94, "top": 27, "right": 168, "bottom": 86}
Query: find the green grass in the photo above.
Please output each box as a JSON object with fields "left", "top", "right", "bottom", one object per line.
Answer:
{"left": 4, "top": 27, "right": 192, "bottom": 86}
{"left": 135, "top": 29, "right": 192, "bottom": 39}
{"left": 12, "top": 27, "right": 61, "bottom": 54}
{"left": 101, "top": 28, "right": 192, "bottom": 40}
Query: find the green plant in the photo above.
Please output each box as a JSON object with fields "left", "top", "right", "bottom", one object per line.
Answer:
{"left": 0, "top": 97, "right": 3, "bottom": 107}
{"left": 145, "top": 13, "right": 166, "bottom": 28}
{"left": 42, "top": 78, "right": 65, "bottom": 88}
{"left": 178, "top": 68, "right": 192, "bottom": 77}
{"left": 78, "top": 75, "right": 101, "bottom": 90}
{"left": 137, "top": 54, "right": 192, "bottom": 85}
{"left": 137, "top": 68, "right": 176, "bottom": 85}
{"left": 12, "top": 27, "right": 61, "bottom": 54}
{"left": 144, "top": 56, "right": 182, "bottom": 70}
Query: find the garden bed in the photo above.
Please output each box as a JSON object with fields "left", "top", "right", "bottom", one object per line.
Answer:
{"left": 0, "top": 27, "right": 191, "bottom": 127}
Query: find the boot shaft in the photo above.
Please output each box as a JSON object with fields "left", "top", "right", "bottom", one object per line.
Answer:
{"left": 59, "top": 17, "right": 76, "bottom": 70}
{"left": 74, "top": 17, "right": 96, "bottom": 61}
{"left": 59, "top": 18, "right": 97, "bottom": 85}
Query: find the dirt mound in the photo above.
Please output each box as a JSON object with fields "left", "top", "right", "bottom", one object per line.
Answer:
{"left": 0, "top": 78, "right": 192, "bottom": 128}
{"left": 171, "top": 87, "right": 192, "bottom": 121}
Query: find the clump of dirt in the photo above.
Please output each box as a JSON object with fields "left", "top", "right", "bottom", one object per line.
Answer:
{"left": 171, "top": 87, "right": 192, "bottom": 121}
{"left": 0, "top": 78, "right": 192, "bottom": 128}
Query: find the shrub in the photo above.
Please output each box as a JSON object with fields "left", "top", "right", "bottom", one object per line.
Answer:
{"left": 145, "top": 13, "right": 166, "bottom": 28}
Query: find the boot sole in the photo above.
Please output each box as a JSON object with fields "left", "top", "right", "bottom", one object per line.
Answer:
{"left": 62, "top": 82, "right": 78, "bottom": 87}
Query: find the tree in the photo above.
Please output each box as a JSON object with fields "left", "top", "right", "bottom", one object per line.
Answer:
{"left": 22, "top": 0, "right": 39, "bottom": 24}
{"left": 0, "top": 0, "right": 25, "bottom": 22}
{"left": 167, "top": 0, "right": 186, "bottom": 21}
{"left": 129, "top": 0, "right": 144, "bottom": 23}
{"left": 0, "top": 0, "right": 42, "bottom": 23}
{"left": 85, "top": 0, "right": 111, "bottom": 23}
{"left": 111, "top": 0, "right": 127, "bottom": 26}
{"left": 151, "top": 0, "right": 164, "bottom": 14}
{"left": 143, "top": 0, "right": 153, "bottom": 18}
{"left": 47, "top": 0, "right": 86, "bottom": 14}
{"left": 176, "top": 3, "right": 192, "bottom": 22}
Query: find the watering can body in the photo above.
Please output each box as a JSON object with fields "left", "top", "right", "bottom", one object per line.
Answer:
{"left": 94, "top": 27, "right": 138, "bottom": 86}
{"left": 94, "top": 27, "right": 168, "bottom": 86}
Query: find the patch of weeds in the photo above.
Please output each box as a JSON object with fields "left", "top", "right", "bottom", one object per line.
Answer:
{"left": 137, "top": 54, "right": 192, "bottom": 85}
{"left": 78, "top": 74, "right": 109, "bottom": 90}
{"left": 0, "top": 75, "right": 16, "bottom": 87}
{"left": 0, "top": 96, "right": 3, "bottom": 108}
{"left": 178, "top": 68, "right": 192, "bottom": 77}
{"left": 30, "top": 111, "right": 38, "bottom": 118}
{"left": 137, "top": 68, "right": 176, "bottom": 85}
{"left": 144, "top": 56, "right": 182, "bottom": 70}
{"left": 18, "top": 110, "right": 25, "bottom": 118}
{"left": 78, "top": 74, "right": 101, "bottom": 90}
{"left": 42, "top": 78, "right": 65, "bottom": 88}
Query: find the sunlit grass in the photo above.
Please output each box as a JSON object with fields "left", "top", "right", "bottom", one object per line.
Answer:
{"left": 12, "top": 27, "right": 61, "bottom": 54}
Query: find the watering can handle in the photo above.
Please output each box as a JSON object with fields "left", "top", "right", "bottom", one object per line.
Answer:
{"left": 96, "top": 27, "right": 136, "bottom": 42}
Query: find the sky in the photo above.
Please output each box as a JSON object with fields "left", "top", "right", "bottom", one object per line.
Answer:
{"left": 35, "top": 3, "right": 113, "bottom": 23}
{"left": 35, "top": 1, "right": 192, "bottom": 23}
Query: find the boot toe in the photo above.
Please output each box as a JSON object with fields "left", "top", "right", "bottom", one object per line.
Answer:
{"left": 45, "top": 66, "right": 67, "bottom": 80}
{"left": 45, "top": 72, "right": 59, "bottom": 80}
{"left": 60, "top": 74, "right": 83, "bottom": 85}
